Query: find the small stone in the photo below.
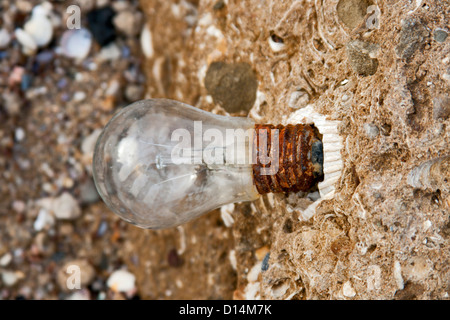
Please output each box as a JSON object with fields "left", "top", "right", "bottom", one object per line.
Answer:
{"left": 79, "top": 179, "right": 100, "bottom": 205}
{"left": 205, "top": 61, "right": 258, "bottom": 113}
{"left": 343, "top": 281, "right": 356, "bottom": 297}
{"left": 8, "top": 66, "right": 25, "bottom": 86}
{"left": 12, "top": 200, "right": 26, "bottom": 213}
{"left": 2, "top": 91, "right": 22, "bottom": 116}
{"left": 57, "top": 260, "right": 95, "bottom": 291}
{"left": 346, "top": 40, "right": 379, "bottom": 76}
{"left": 16, "top": 0, "right": 33, "bottom": 13}
{"left": 395, "top": 18, "right": 429, "bottom": 61}
{"left": 73, "top": 91, "right": 86, "bottom": 102}
{"left": 125, "top": 84, "right": 144, "bottom": 101}
{"left": 106, "top": 270, "right": 136, "bottom": 293}
{"left": 52, "top": 192, "right": 81, "bottom": 220}
{"left": 432, "top": 95, "right": 450, "bottom": 120}
{"left": 97, "top": 42, "right": 121, "bottom": 62}
{"left": 60, "top": 28, "right": 93, "bottom": 60}
{"left": 336, "top": 0, "right": 372, "bottom": 29}
{"left": 255, "top": 246, "right": 270, "bottom": 261}
{"left": 434, "top": 29, "right": 448, "bottom": 43}
{"left": 1, "top": 271, "right": 19, "bottom": 287}
{"left": 0, "top": 28, "right": 11, "bottom": 49}
{"left": 87, "top": 6, "right": 117, "bottom": 47}
{"left": 113, "top": 10, "right": 142, "bottom": 37}
{"left": 0, "top": 253, "right": 12, "bottom": 267}
{"left": 15, "top": 127, "right": 26, "bottom": 141}
{"left": 33, "top": 208, "right": 55, "bottom": 231}
{"left": 363, "top": 123, "right": 379, "bottom": 139}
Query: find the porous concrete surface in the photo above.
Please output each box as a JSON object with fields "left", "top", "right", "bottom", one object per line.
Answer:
{"left": 130, "top": 0, "right": 450, "bottom": 299}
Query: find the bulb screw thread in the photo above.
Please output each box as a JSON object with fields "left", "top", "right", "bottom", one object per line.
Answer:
{"left": 252, "top": 123, "right": 324, "bottom": 194}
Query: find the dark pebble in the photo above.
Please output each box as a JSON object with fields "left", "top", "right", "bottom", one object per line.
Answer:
{"left": 434, "top": 29, "right": 448, "bottom": 43}
{"left": 395, "top": 18, "right": 429, "bottom": 61}
{"left": 204, "top": 61, "right": 258, "bottom": 113}
{"left": 346, "top": 40, "right": 379, "bottom": 76}
{"left": 261, "top": 252, "right": 270, "bottom": 272}
{"left": 168, "top": 248, "right": 183, "bottom": 267}
{"left": 87, "top": 6, "right": 117, "bottom": 47}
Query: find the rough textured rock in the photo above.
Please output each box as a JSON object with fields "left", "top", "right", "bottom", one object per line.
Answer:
{"left": 131, "top": 0, "right": 450, "bottom": 300}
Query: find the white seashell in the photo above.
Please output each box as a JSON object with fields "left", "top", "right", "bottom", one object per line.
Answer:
{"left": 407, "top": 156, "right": 449, "bottom": 192}
{"left": 60, "top": 28, "right": 92, "bottom": 60}
{"left": 15, "top": 28, "right": 37, "bottom": 55}
{"left": 286, "top": 105, "right": 344, "bottom": 220}
{"left": 268, "top": 35, "right": 286, "bottom": 52}
{"left": 140, "top": 24, "right": 154, "bottom": 59}
{"left": 24, "top": 14, "right": 53, "bottom": 47}
{"left": 107, "top": 270, "right": 136, "bottom": 292}
{"left": 220, "top": 203, "right": 235, "bottom": 227}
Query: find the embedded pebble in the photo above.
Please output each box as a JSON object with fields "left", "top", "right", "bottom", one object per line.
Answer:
{"left": 288, "top": 89, "right": 310, "bottom": 109}
{"left": 432, "top": 95, "right": 450, "bottom": 120}
{"left": 433, "top": 29, "right": 448, "bottom": 43}
{"left": 343, "top": 281, "right": 356, "bottom": 297}
{"left": 363, "top": 123, "right": 379, "bottom": 139}
{"left": 337, "top": 0, "right": 372, "bottom": 29}
{"left": 106, "top": 270, "right": 136, "bottom": 293}
{"left": 346, "top": 40, "right": 379, "bottom": 76}
{"left": 204, "top": 61, "right": 258, "bottom": 113}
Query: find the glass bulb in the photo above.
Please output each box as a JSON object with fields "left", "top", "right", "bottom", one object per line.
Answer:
{"left": 93, "top": 99, "right": 323, "bottom": 229}
{"left": 93, "top": 99, "right": 260, "bottom": 229}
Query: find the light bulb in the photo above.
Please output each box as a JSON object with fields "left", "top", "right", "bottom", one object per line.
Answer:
{"left": 93, "top": 99, "right": 324, "bottom": 229}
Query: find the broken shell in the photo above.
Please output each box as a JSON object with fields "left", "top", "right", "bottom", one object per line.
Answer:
{"left": 407, "top": 156, "right": 450, "bottom": 192}
{"left": 60, "top": 28, "right": 93, "bottom": 60}
{"left": 286, "top": 105, "right": 344, "bottom": 220}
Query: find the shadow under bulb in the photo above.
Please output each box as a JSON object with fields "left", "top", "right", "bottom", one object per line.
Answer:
{"left": 93, "top": 99, "right": 324, "bottom": 229}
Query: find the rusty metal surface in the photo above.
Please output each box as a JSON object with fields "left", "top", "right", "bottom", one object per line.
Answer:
{"left": 252, "top": 124, "right": 320, "bottom": 194}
